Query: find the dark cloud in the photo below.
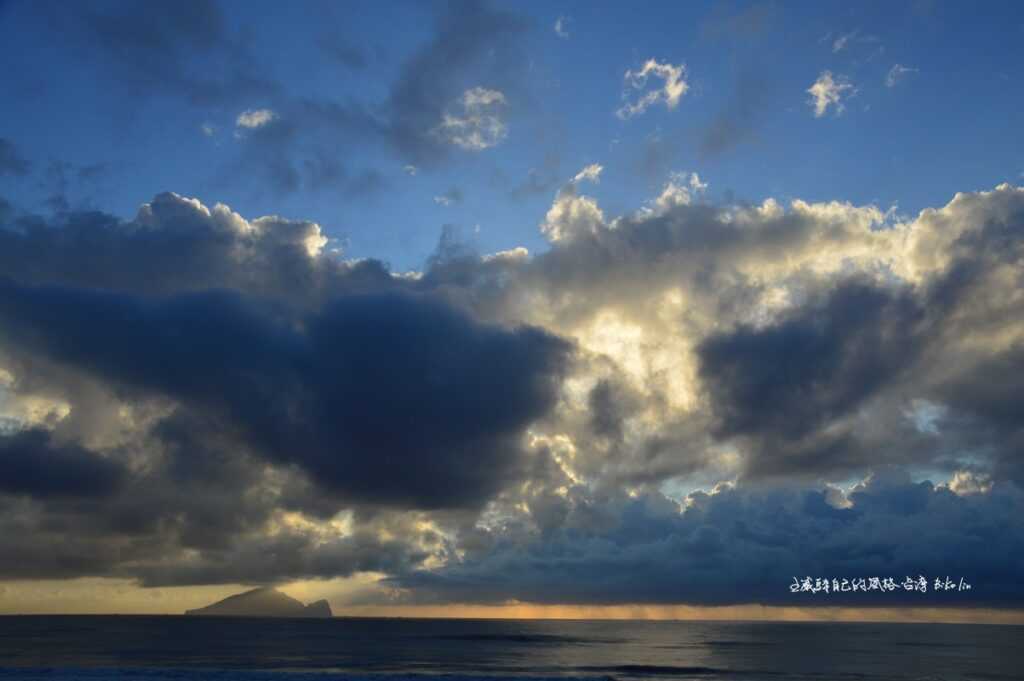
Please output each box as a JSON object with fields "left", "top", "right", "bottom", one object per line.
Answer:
{"left": 0, "top": 278, "right": 571, "bottom": 510}
{"left": 697, "top": 279, "right": 926, "bottom": 441}
{"left": 135, "top": 526, "right": 430, "bottom": 587}
{"left": 0, "top": 428, "right": 126, "bottom": 498}
{"left": 394, "top": 475, "right": 1024, "bottom": 607}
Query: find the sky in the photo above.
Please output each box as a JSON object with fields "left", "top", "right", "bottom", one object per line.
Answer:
{"left": 1, "top": 0, "right": 1024, "bottom": 621}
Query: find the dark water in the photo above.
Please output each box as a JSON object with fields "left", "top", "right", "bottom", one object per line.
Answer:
{"left": 0, "top": 616, "right": 1020, "bottom": 680}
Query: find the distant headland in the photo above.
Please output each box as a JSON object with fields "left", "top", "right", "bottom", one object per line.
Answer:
{"left": 185, "top": 587, "right": 332, "bottom": 618}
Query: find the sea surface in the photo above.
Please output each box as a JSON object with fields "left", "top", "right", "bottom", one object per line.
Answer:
{"left": 0, "top": 616, "right": 1020, "bottom": 681}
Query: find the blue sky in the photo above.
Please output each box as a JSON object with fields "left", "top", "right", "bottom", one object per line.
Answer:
{"left": 3, "top": 1, "right": 1022, "bottom": 270}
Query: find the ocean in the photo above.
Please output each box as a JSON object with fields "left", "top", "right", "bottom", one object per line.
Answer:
{"left": 0, "top": 616, "right": 1019, "bottom": 681}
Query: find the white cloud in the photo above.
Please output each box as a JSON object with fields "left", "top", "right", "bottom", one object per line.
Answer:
{"left": 646, "top": 171, "right": 708, "bottom": 214}
{"left": 200, "top": 123, "right": 217, "bottom": 137}
{"left": 832, "top": 29, "right": 858, "bottom": 53}
{"left": 885, "top": 64, "right": 918, "bottom": 88}
{"left": 403, "top": 165, "right": 418, "bottom": 176}
{"left": 616, "top": 59, "right": 689, "bottom": 120}
{"left": 554, "top": 16, "right": 570, "bottom": 39}
{"left": 434, "top": 195, "right": 453, "bottom": 206}
{"left": 573, "top": 163, "right": 603, "bottom": 184}
{"left": 540, "top": 164, "right": 608, "bottom": 242}
{"left": 235, "top": 109, "right": 278, "bottom": 130}
{"left": 433, "top": 87, "right": 508, "bottom": 151}
{"left": 806, "top": 71, "right": 855, "bottom": 117}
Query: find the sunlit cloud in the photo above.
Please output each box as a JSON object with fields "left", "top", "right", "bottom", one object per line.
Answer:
{"left": 235, "top": 108, "right": 278, "bottom": 130}
{"left": 807, "top": 71, "right": 855, "bottom": 117}
{"left": 434, "top": 87, "right": 508, "bottom": 151}
{"left": 616, "top": 59, "right": 689, "bottom": 119}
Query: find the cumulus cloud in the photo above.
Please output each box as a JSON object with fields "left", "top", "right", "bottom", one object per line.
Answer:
{"left": 946, "top": 470, "right": 993, "bottom": 496}
{"left": 616, "top": 59, "right": 689, "bottom": 119}
{"left": 807, "top": 71, "right": 855, "bottom": 117}
{"left": 0, "top": 200, "right": 569, "bottom": 514}
{"left": 539, "top": 164, "right": 605, "bottom": 242}
{"left": 886, "top": 63, "right": 918, "bottom": 88}
{"left": 433, "top": 87, "right": 508, "bottom": 151}
{"left": 3, "top": 177, "right": 1024, "bottom": 606}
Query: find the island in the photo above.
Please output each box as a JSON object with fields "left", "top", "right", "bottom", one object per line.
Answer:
{"left": 185, "top": 587, "right": 332, "bottom": 618}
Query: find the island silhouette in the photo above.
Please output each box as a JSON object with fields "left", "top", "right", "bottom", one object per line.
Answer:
{"left": 185, "top": 587, "right": 332, "bottom": 618}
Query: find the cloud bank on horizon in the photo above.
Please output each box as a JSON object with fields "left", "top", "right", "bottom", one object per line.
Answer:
{"left": 1, "top": 0, "right": 1023, "bottom": 612}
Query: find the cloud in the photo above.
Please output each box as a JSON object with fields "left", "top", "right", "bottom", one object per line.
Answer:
{"left": 433, "top": 87, "right": 509, "bottom": 151}
{"left": 0, "top": 234, "right": 570, "bottom": 515}
{"left": 433, "top": 187, "right": 464, "bottom": 206}
{"left": 4, "top": 180, "right": 1024, "bottom": 600}
{"left": 573, "top": 163, "right": 603, "bottom": 183}
{"left": 540, "top": 165, "right": 605, "bottom": 242}
{"left": 616, "top": 59, "right": 689, "bottom": 119}
{"left": 385, "top": 0, "right": 527, "bottom": 163}
{"left": 946, "top": 470, "right": 993, "bottom": 496}
{"left": 0, "top": 428, "right": 126, "bottom": 498}
{"left": 235, "top": 108, "right": 278, "bottom": 131}
{"left": 832, "top": 29, "right": 858, "bottom": 53}
{"left": 886, "top": 64, "right": 918, "bottom": 88}
{"left": 806, "top": 71, "right": 855, "bottom": 117}
{"left": 223, "top": 105, "right": 387, "bottom": 196}
{"left": 392, "top": 474, "right": 1024, "bottom": 607}
{"left": 698, "top": 279, "right": 924, "bottom": 440}
{"left": 37, "top": 0, "right": 528, "bottom": 195}
{"left": 554, "top": 16, "right": 570, "bottom": 39}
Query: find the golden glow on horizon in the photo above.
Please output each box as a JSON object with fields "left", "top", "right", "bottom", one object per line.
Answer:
{"left": 1, "top": 578, "right": 1022, "bottom": 625}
